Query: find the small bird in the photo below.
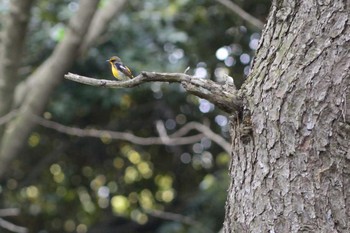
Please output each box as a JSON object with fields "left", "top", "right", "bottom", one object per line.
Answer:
{"left": 106, "top": 56, "right": 134, "bottom": 80}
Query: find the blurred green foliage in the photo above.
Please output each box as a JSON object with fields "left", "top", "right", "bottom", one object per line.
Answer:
{"left": 1, "top": 0, "right": 270, "bottom": 232}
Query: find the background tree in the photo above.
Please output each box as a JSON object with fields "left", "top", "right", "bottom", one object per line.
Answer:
{"left": 0, "top": 0, "right": 270, "bottom": 232}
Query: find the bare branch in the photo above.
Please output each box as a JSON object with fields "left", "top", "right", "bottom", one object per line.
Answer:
{"left": 1, "top": 109, "right": 230, "bottom": 155}
{"left": 31, "top": 115, "right": 204, "bottom": 146}
{"left": 0, "top": 218, "right": 27, "bottom": 233}
{"left": 216, "top": 0, "right": 264, "bottom": 30}
{"left": 155, "top": 120, "right": 231, "bottom": 153}
{"left": 0, "top": 208, "right": 20, "bottom": 217}
{"left": 64, "top": 72, "right": 243, "bottom": 114}
{"left": 64, "top": 72, "right": 189, "bottom": 87}
{"left": 175, "top": 122, "right": 231, "bottom": 154}
{"left": 156, "top": 120, "right": 171, "bottom": 143}
{"left": 31, "top": 115, "right": 231, "bottom": 153}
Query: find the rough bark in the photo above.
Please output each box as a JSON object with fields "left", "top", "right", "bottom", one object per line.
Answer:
{"left": 225, "top": 0, "right": 350, "bottom": 232}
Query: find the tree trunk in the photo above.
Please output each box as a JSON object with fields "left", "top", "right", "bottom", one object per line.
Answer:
{"left": 224, "top": 0, "right": 350, "bottom": 232}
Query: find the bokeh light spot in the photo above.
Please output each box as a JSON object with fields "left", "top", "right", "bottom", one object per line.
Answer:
{"left": 194, "top": 67, "right": 207, "bottom": 78}
{"left": 155, "top": 175, "right": 173, "bottom": 189}
{"left": 97, "top": 186, "right": 110, "bottom": 198}
{"left": 113, "top": 157, "right": 124, "bottom": 169}
{"left": 28, "top": 132, "right": 40, "bottom": 147}
{"left": 131, "top": 209, "right": 148, "bottom": 224}
{"left": 216, "top": 46, "right": 230, "bottom": 60}
{"left": 124, "top": 166, "right": 140, "bottom": 184}
{"left": 137, "top": 162, "right": 153, "bottom": 179}
{"left": 199, "top": 174, "right": 215, "bottom": 190}
{"left": 128, "top": 192, "right": 138, "bottom": 204}
{"left": 192, "top": 143, "right": 203, "bottom": 154}
{"left": 139, "top": 189, "right": 154, "bottom": 209}
{"left": 165, "top": 119, "right": 176, "bottom": 130}
{"left": 224, "top": 56, "right": 236, "bottom": 67}
{"left": 64, "top": 219, "right": 75, "bottom": 232}
{"left": 240, "top": 53, "right": 250, "bottom": 64}
{"left": 216, "top": 152, "right": 230, "bottom": 166}
{"left": 50, "top": 164, "right": 62, "bottom": 176}
{"left": 215, "top": 115, "right": 228, "bottom": 126}
{"left": 199, "top": 99, "right": 214, "bottom": 113}
{"left": 54, "top": 173, "right": 65, "bottom": 183}
{"left": 100, "top": 132, "right": 112, "bottom": 144}
{"left": 90, "top": 174, "right": 106, "bottom": 191}
{"left": 76, "top": 224, "right": 87, "bottom": 233}
{"left": 157, "top": 189, "right": 175, "bottom": 203}
{"left": 249, "top": 38, "right": 260, "bottom": 50}
{"left": 244, "top": 65, "right": 251, "bottom": 75}
{"left": 26, "top": 185, "right": 39, "bottom": 199}
{"left": 180, "top": 153, "right": 191, "bottom": 164}
{"left": 175, "top": 114, "right": 187, "bottom": 124}
{"left": 127, "top": 150, "right": 141, "bottom": 164}
{"left": 111, "top": 195, "right": 130, "bottom": 215}
{"left": 108, "top": 181, "right": 118, "bottom": 193}
{"left": 68, "top": 2, "right": 79, "bottom": 12}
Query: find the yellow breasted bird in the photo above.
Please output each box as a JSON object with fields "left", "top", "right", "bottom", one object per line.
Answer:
{"left": 106, "top": 56, "right": 134, "bottom": 80}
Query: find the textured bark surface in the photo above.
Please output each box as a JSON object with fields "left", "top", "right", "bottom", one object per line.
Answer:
{"left": 224, "top": 0, "right": 349, "bottom": 232}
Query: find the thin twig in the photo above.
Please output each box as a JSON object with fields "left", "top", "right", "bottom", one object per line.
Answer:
{"left": 0, "top": 110, "right": 230, "bottom": 153}
{"left": 178, "top": 122, "right": 231, "bottom": 154}
{"left": 216, "top": 0, "right": 264, "bottom": 30}
{"left": 31, "top": 115, "right": 230, "bottom": 153}
{"left": 31, "top": 115, "right": 204, "bottom": 146}
{"left": 156, "top": 120, "right": 171, "bottom": 143}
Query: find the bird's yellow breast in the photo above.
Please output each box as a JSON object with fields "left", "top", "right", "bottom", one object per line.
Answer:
{"left": 110, "top": 63, "right": 120, "bottom": 79}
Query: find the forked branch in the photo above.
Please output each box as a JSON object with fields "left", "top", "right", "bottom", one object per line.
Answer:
{"left": 64, "top": 72, "right": 242, "bottom": 114}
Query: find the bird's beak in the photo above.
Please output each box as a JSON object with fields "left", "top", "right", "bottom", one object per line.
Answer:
{"left": 106, "top": 60, "right": 109, "bottom": 62}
